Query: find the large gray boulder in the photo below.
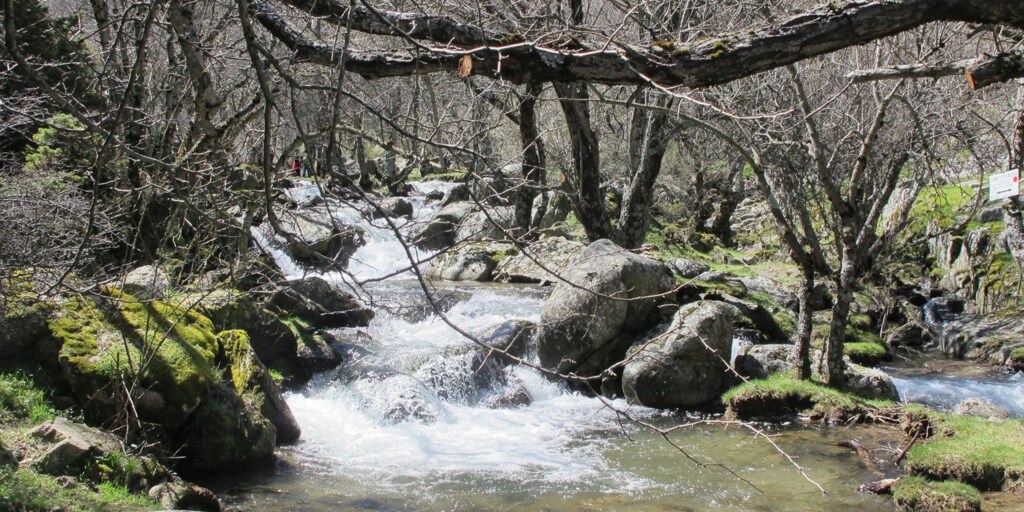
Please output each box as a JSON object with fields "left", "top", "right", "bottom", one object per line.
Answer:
{"left": 622, "top": 301, "right": 739, "bottom": 408}
{"left": 121, "top": 265, "right": 171, "bottom": 300}
{"left": 736, "top": 343, "right": 794, "bottom": 379}
{"left": 494, "top": 237, "right": 584, "bottom": 284}
{"left": 424, "top": 241, "right": 512, "bottom": 282}
{"left": 455, "top": 206, "right": 515, "bottom": 242}
{"left": 408, "top": 201, "right": 475, "bottom": 250}
{"left": 269, "top": 207, "right": 366, "bottom": 265}
{"left": 268, "top": 276, "right": 373, "bottom": 329}
{"left": 536, "top": 239, "right": 675, "bottom": 376}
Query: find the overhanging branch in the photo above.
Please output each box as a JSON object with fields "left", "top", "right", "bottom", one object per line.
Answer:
{"left": 847, "top": 52, "right": 1024, "bottom": 90}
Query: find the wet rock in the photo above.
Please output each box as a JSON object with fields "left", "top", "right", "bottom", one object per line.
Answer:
{"left": 537, "top": 239, "right": 676, "bottom": 376}
{"left": 455, "top": 206, "right": 515, "bottom": 242}
{"left": 347, "top": 368, "right": 449, "bottom": 424}
{"left": 622, "top": 301, "right": 739, "bottom": 408}
{"left": 365, "top": 197, "right": 413, "bottom": 219}
{"left": 953, "top": 398, "right": 1010, "bottom": 419}
{"left": 887, "top": 322, "right": 929, "bottom": 350}
{"left": 479, "top": 320, "right": 536, "bottom": 359}
{"left": 736, "top": 343, "right": 794, "bottom": 379}
{"left": 269, "top": 276, "right": 373, "bottom": 329}
{"left": 481, "top": 383, "right": 532, "bottom": 409}
{"left": 178, "top": 383, "right": 276, "bottom": 472}
{"left": 415, "top": 345, "right": 508, "bottom": 405}
{"left": 425, "top": 189, "right": 445, "bottom": 201}
{"left": 666, "top": 258, "right": 710, "bottom": 279}
{"left": 148, "top": 481, "right": 222, "bottom": 511}
{"left": 121, "top": 265, "right": 171, "bottom": 300}
{"left": 268, "top": 207, "right": 366, "bottom": 266}
{"left": 296, "top": 328, "right": 345, "bottom": 375}
{"left": 218, "top": 330, "right": 301, "bottom": 444}
{"left": 424, "top": 241, "right": 511, "bottom": 282}
{"left": 30, "top": 417, "right": 120, "bottom": 475}
{"left": 408, "top": 201, "right": 475, "bottom": 250}
{"left": 494, "top": 237, "right": 584, "bottom": 285}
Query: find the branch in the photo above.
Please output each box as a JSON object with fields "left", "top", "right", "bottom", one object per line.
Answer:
{"left": 255, "top": 0, "right": 1024, "bottom": 87}
{"left": 847, "top": 52, "right": 1024, "bottom": 90}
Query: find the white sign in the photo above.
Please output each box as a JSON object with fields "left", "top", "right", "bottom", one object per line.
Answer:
{"left": 990, "top": 169, "right": 1020, "bottom": 201}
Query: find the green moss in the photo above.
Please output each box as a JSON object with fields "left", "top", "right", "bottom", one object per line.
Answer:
{"left": 0, "top": 466, "right": 157, "bottom": 511}
{"left": 722, "top": 373, "right": 893, "bottom": 421}
{"left": 49, "top": 287, "right": 219, "bottom": 427}
{"left": 845, "top": 342, "right": 890, "bottom": 366}
{"left": 905, "top": 414, "right": 1024, "bottom": 491}
{"left": 1010, "top": 347, "right": 1024, "bottom": 366}
{"left": 892, "top": 476, "right": 982, "bottom": 512}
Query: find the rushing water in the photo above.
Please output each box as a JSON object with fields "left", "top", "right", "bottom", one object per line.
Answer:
{"left": 888, "top": 356, "right": 1024, "bottom": 417}
{"left": 215, "top": 182, "right": 899, "bottom": 510}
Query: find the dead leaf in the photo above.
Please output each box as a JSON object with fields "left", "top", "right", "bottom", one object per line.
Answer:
{"left": 457, "top": 55, "right": 472, "bottom": 78}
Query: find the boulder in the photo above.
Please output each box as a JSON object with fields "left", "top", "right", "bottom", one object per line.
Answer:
{"left": 536, "top": 239, "right": 676, "bottom": 376}
{"left": 0, "top": 275, "right": 55, "bottom": 363}
{"left": 622, "top": 301, "right": 739, "bottom": 408}
{"left": 51, "top": 287, "right": 220, "bottom": 428}
{"left": 441, "top": 183, "right": 471, "bottom": 206}
{"left": 494, "top": 237, "right": 584, "bottom": 284}
{"left": 937, "top": 309, "right": 1024, "bottom": 363}
{"left": 666, "top": 258, "right": 710, "bottom": 279}
{"left": 296, "top": 327, "right": 345, "bottom": 375}
{"left": 841, "top": 363, "right": 900, "bottom": 401}
{"left": 29, "top": 417, "right": 120, "bottom": 475}
{"left": 120, "top": 265, "right": 171, "bottom": 301}
{"left": 414, "top": 345, "right": 508, "bottom": 405}
{"left": 479, "top": 320, "right": 536, "bottom": 359}
{"left": 455, "top": 206, "right": 515, "bottom": 242}
{"left": 217, "top": 330, "right": 301, "bottom": 444}
{"left": 532, "top": 191, "right": 572, "bottom": 231}
{"left": 886, "top": 322, "right": 929, "bottom": 349}
{"left": 424, "top": 241, "right": 512, "bottom": 282}
{"left": 346, "top": 367, "right": 449, "bottom": 424}
{"left": 471, "top": 165, "right": 516, "bottom": 205}
{"left": 953, "top": 398, "right": 1010, "bottom": 420}
{"left": 148, "top": 481, "right": 221, "bottom": 511}
{"left": 365, "top": 197, "right": 413, "bottom": 219}
{"left": 268, "top": 276, "right": 373, "bottom": 329}
{"left": 408, "top": 201, "right": 475, "bottom": 250}
{"left": 178, "top": 383, "right": 276, "bottom": 472}
{"left": 736, "top": 343, "right": 794, "bottom": 379}
{"left": 270, "top": 207, "right": 366, "bottom": 265}
{"left": 175, "top": 289, "right": 296, "bottom": 364}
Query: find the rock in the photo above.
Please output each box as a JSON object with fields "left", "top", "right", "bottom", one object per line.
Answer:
{"left": 414, "top": 345, "right": 508, "bottom": 405}
{"left": 886, "top": 322, "right": 929, "bottom": 349}
{"left": 408, "top": 201, "right": 475, "bottom": 250}
{"left": 953, "top": 398, "right": 1010, "bottom": 419}
{"left": 218, "top": 330, "right": 301, "bottom": 444}
{"left": 666, "top": 258, "right": 710, "bottom": 279}
{"left": 719, "top": 295, "right": 789, "bottom": 341}
{"left": 0, "top": 441, "right": 15, "bottom": 469}
{"left": 178, "top": 383, "right": 276, "bottom": 472}
{"left": 176, "top": 289, "right": 296, "bottom": 364}
{"left": 479, "top": 320, "right": 536, "bottom": 358}
{"left": 51, "top": 287, "right": 220, "bottom": 428}
{"left": 842, "top": 364, "right": 900, "bottom": 401}
{"left": 120, "top": 265, "right": 171, "bottom": 300}
{"left": 148, "top": 481, "right": 221, "bottom": 511}
{"left": 471, "top": 165, "right": 516, "bottom": 205}
{"left": 425, "top": 189, "right": 445, "bottom": 201}
{"left": 441, "top": 183, "right": 471, "bottom": 206}
{"left": 979, "top": 205, "right": 1003, "bottom": 223}
{"left": 494, "top": 237, "right": 585, "bottom": 284}
{"left": 455, "top": 206, "right": 515, "bottom": 242}
{"left": 268, "top": 276, "right": 373, "bottom": 329}
{"left": 365, "top": 197, "right": 413, "bottom": 219}
{"left": 424, "top": 241, "right": 511, "bottom": 282}
{"left": 29, "top": 417, "right": 120, "bottom": 475}
{"left": 537, "top": 239, "right": 676, "bottom": 376}
{"left": 532, "top": 191, "right": 572, "bottom": 230}
{"left": 346, "top": 367, "right": 449, "bottom": 424}
{"left": 937, "top": 309, "right": 1024, "bottom": 363}
{"left": 280, "top": 185, "right": 324, "bottom": 208}
{"left": 296, "top": 328, "right": 345, "bottom": 375}
{"left": 0, "top": 275, "right": 56, "bottom": 363}
{"left": 269, "top": 207, "right": 366, "bottom": 265}
{"left": 622, "top": 301, "right": 739, "bottom": 408}
{"left": 736, "top": 343, "right": 794, "bottom": 379}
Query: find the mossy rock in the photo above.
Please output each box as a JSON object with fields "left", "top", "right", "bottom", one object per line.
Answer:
{"left": 892, "top": 476, "right": 981, "bottom": 512}
{"left": 846, "top": 341, "right": 891, "bottom": 366}
{"left": 176, "top": 383, "right": 276, "bottom": 473}
{"left": 173, "top": 289, "right": 296, "bottom": 363}
{"left": 50, "top": 287, "right": 219, "bottom": 428}
{"left": 1010, "top": 347, "right": 1024, "bottom": 370}
{"left": 0, "top": 272, "right": 58, "bottom": 366}
{"left": 217, "top": 330, "right": 300, "bottom": 444}
{"left": 904, "top": 414, "right": 1024, "bottom": 492}
{"left": 722, "top": 373, "right": 892, "bottom": 422}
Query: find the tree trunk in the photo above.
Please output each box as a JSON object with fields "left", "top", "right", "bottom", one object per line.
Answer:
{"left": 793, "top": 265, "right": 815, "bottom": 380}
{"left": 616, "top": 99, "right": 669, "bottom": 249}
{"left": 824, "top": 257, "right": 856, "bottom": 387}
{"left": 513, "top": 83, "right": 545, "bottom": 237}
{"left": 554, "top": 82, "right": 612, "bottom": 242}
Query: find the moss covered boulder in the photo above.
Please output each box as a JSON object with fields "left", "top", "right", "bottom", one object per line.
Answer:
{"left": 217, "top": 330, "right": 300, "bottom": 444}
{"left": 892, "top": 476, "right": 981, "bottom": 512}
{"left": 0, "top": 273, "right": 58, "bottom": 366}
{"left": 174, "top": 289, "right": 296, "bottom": 364}
{"left": 176, "top": 383, "right": 276, "bottom": 473}
{"left": 50, "top": 287, "right": 220, "bottom": 428}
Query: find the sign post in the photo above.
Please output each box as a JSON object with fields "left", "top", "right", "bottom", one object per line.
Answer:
{"left": 990, "top": 169, "right": 1020, "bottom": 201}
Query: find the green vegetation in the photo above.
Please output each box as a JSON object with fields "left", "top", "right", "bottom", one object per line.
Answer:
{"left": 892, "top": 476, "right": 982, "bottom": 512}
{"left": 845, "top": 341, "right": 889, "bottom": 366}
{"left": 0, "top": 467, "right": 157, "bottom": 512}
{"left": 904, "top": 414, "right": 1024, "bottom": 491}
{"left": 722, "top": 373, "right": 893, "bottom": 421}
{"left": 0, "top": 373, "right": 56, "bottom": 424}
{"left": 907, "top": 184, "right": 976, "bottom": 235}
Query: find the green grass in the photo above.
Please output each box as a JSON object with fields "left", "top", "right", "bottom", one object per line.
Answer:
{"left": 722, "top": 373, "right": 893, "bottom": 421}
{"left": 907, "top": 184, "right": 976, "bottom": 235}
{"left": 0, "top": 372, "right": 57, "bottom": 425}
{"left": 0, "top": 467, "right": 156, "bottom": 512}
{"left": 845, "top": 342, "right": 890, "bottom": 366}
{"left": 905, "top": 414, "right": 1024, "bottom": 491}
{"left": 892, "top": 476, "right": 982, "bottom": 512}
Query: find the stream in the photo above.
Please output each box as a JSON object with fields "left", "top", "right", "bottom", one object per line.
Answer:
{"left": 215, "top": 182, "right": 1018, "bottom": 510}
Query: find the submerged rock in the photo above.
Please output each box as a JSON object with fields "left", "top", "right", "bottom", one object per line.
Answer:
{"left": 536, "top": 239, "right": 675, "bottom": 376}
{"left": 347, "top": 368, "right": 450, "bottom": 424}
{"left": 148, "top": 481, "right": 222, "bottom": 511}
{"left": 622, "top": 301, "right": 739, "bottom": 408}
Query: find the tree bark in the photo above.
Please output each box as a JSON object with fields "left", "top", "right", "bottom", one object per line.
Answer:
{"left": 616, "top": 99, "right": 670, "bottom": 248}
{"left": 513, "top": 83, "right": 546, "bottom": 237}
{"left": 793, "top": 266, "right": 816, "bottom": 380}
{"left": 554, "top": 82, "right": 612, "bottom": 242}
{"left": 824, "top": 255, "right": 856, "bottom": 386}
{"left": 253, "top": 0, "right": 1024, "bottom": 88}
